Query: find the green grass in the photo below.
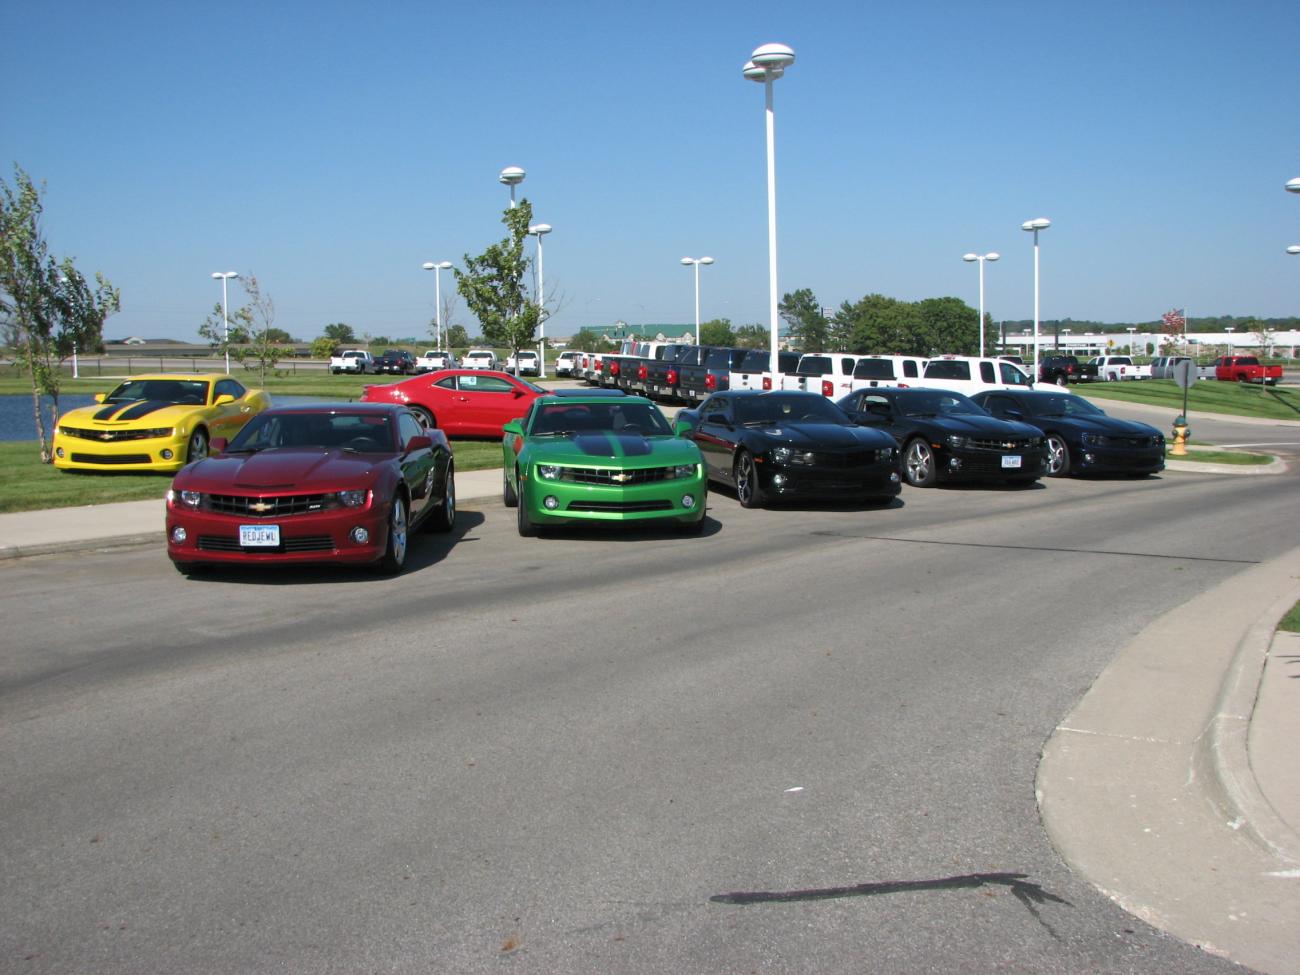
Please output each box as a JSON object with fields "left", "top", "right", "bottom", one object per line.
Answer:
{"left": 1079, "top": 378, "right": 1300, "bottom": 421}
{"left": 1169, "top": 445, "right": 1274, "bottom": 465}
{"left": 0, "top": 438, "right": 507, "bottom": 514}
{"left": 1280, "top": 601, "right": 1300, "bottom": 634}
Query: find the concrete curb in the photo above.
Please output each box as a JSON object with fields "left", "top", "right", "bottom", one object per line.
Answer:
{"left": 0, "top": 533, "right": 164, "bottom": 561}
{"left": 1164, "top": 455, "right": 1288, "bottom": 475}
{"left": 1194, "top": 582, "right": 1300, "bottom": 863}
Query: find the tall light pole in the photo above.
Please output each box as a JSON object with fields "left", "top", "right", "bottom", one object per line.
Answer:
{"left": 680, "top": 257, "right": 715, "bottom": 344}
{"left": 1126, "top": 326, "right": 1136, "bottom": 354}
{"left": 210, "top": 271, "right": 239, "bottom": 374}
{"left": 1288, "top": 177, "right": 1300, "bottom": 256}
{"left": 529, "top": 223, "right": 552, "bottom": 377}
{"left": 422, "top": 261, "right": 453, "bottom": 351}
{"left": 744, "top": 42, "right": 795, "bottom": 385}
{"left": 499, "top": 166, "right": 526, "bottom": 208}
{"left": 962, "top": 252, "right": 999, "bottom": 357}
{"left": 1020, "top": 218, "right": 1050, "bottom": 380}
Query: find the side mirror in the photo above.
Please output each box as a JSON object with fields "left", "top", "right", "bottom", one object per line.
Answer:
{"left": 405, "top": 435, "right": 432, "bottom": 452}
{"left": 214, "top": 394, "right": 236, "bottom": 407}
{"left": 502, "top": 419, "right": 524, "bottom": 437}
{"left": 512, "top": 388, "right": 526, "bottom": 397}
{"left": 1004, "top": 408, "right": 1024, "bottom": 420}
{"left": 674, "top": 417, "right": 695, "bottom": 437}
{"left": 94, "top": 392, "right": 106, "bottom": 403}
{"left": 210, "top": 437, "right": 228, "bottom": 455}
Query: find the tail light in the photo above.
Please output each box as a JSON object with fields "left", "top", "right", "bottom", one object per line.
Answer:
{"left": 638, "top": 363, "right": 648, "bottom": 380}
{"left": 821, "top": 379, "right": 833, "bottom": 397}
{"left": 610, "top": 362, "right": 620, "bottom": 376}
{"left": 762, "top": 376, "right": 772, "bottom": 390}
{"left": 705, "top": 374, "right": 717, "bottom": 391}
{"left": 667, "top": 368, "right": 679, "bottom": 386}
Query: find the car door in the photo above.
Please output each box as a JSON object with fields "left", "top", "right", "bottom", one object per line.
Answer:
{"left": 209, "top": 378, "right": 252, "bottom": 441}
{"left": 455, "top": 373, "right": 527, "bottom": 436}
{"left": 847, "top": 392, "right": 902, "bottom": 443}
{"left": 397, "top": 411, "right": 436, "bottom": 522}
{"left": 691, "top": 395, "right": 736, "bottom": 482}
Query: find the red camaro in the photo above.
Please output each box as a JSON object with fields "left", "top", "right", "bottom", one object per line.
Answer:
{"left": 360, "top": 369, "right": 545, "bottom": 437}
{"left": 166, "top": 404, "right": 455, "bottom": 576}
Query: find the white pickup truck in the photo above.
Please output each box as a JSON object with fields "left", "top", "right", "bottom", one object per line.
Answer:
{"left": 781, "top": 353, "right": 869, "bottom": 399}
{"left": 1088, "top": 355, "right": 1149, "bottom": 381}
{"left": 329, "top": 349, "right": 373, "bottom": 374}
{"left": 915, "top": 355, "right": 1034, "bottom": 396}
{"left": 415, "top": 350, "right": 457, "bottom": 373}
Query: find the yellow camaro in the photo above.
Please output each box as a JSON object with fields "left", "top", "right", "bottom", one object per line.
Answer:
{"left": 53, "top": 373, "right": 271, "bottom": 473}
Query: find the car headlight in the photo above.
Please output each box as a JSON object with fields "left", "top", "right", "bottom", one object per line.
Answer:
{"left": 879, "top": 447, "right": 897, "bottom": 463}
{"left": 167, "top": 489, "right": 202, "bottom": 509}
{"left": 673, "top": 464, "right": 698, "bottom": 479}
{"left": 537, "top": 464, "right": 562, "bottom": 480}
{"left": 338, "top": 489, "right": 369, "bottom": 508}
{"left": 1080, "top": 433, "right": 1102, "bottom": 446}
{"left": 945, "top": 435, "right": 971, "bottom": 449}
{"left": 144, "top": 427, "right": 174, "bottom": 439}
{"left": 770, "top": 447, "right": 814, "bottom": 465}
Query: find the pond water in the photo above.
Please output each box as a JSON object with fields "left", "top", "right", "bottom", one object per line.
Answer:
{"left": 0, "top": 394, "right": 340, "bottom": 441}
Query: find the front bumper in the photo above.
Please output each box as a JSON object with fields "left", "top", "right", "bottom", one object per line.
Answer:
{"left": 939, "top": 445, "right": 1048, "bottom": 482}
{"left": 53, "top": 430, "right": 191, "bottom": 473}
{"left": 1074, "top": 445, "right": 1165, "bottom": 475}
{"left": 757, "top": 461, "right": 902, "bottom": 500}
{"left": 166, "top": 499, "right": 392, "bottom": 567}
{"left": 523, "top": 471, "right": 707, "bottom": 526}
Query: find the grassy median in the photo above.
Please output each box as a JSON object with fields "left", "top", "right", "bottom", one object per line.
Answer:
{"left": 1080, "top": 378, "right": 1300, "bottom": 421}
{"left": 0, "top": 439, "right": 506, "bottom": 514}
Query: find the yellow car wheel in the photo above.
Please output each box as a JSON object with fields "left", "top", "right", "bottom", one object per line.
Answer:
{"left": 186, "top": 428, "right": 209, "bottom": 463}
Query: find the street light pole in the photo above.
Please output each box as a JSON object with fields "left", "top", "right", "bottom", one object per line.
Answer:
{"left": 1020, "top": 218, "right": 1050, "bottom": 380}
{"left": 962, "top": 252, "right": 999, "bottom": 357}
{"left": 499, "top": 166, "right": 526, "bottom": 208}
{"left": 422, "top": 261, "right": 453, "bottom": 351}
{"left": 680, "top": 257, "right": 715, "bottom": 345}
{"left": 211, "top": 271, "right": 239, "bottom": 374}
{"left": 1288, "top": 177, "right": 1300, "bottom": 257}
{"left": 744, "top": 43, "right": 795, "bottom": 387}
{"left": 529, "top": 223, "right": 552, "bottom": 377}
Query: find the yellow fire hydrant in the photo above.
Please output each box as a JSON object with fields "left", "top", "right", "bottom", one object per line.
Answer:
{"left": 1171, "top": 415, "right": 1190, "bottom": 457}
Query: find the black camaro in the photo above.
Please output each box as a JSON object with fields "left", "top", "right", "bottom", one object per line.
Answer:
{"left": 836, "top": 387, "right": 1046, "bottom": 488}
{"left": 676, "top": 390, "right": 901, "bottom": 508}
{"left": 970, "top": 389, "right": 1165, "bottom": 477}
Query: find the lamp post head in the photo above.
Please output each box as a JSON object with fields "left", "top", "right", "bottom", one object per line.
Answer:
{"left": 211, "top": 271, "right": 239, "bottom": 280}
{"left": 963, "top": 253, "right": 978, "bottom": 262}
{"left": 1286, "top": 177, "right": 1300, "bottom": 194}
{"left": 422, "top": 262, "right": 436, "bottom": 271}
{"left": 1288, "top": 245, "right": 1300, "bottom": 255}
{"left": 528, "top": 223, "right": 552, "bottom": 237}
{"left": 986, "top": 252, "right": 1000, "bottom": 261}
{"left": 700, "top": 256, "right": 714, "bottom": 265}
{"left": 744, "top": 43, "right": 794, "bottom": 82}
{"left": 1021, "top": 217, "right": 1051, "bottom": 232}
{"left": 498, "top": 166, "right": 526, "bottom": 187}
{"left": 681, "top": 257, "right": 694, "bottom": 266}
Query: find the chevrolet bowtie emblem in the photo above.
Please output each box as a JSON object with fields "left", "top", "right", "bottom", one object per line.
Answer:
{"left": 249, "top": 501, "right": 274, "bottom": 513}
{"left": 99, "top": 432, "right": 113, "bottom": 441}
{"left": 611, "top": 472, "right": 631, "bottom": 483}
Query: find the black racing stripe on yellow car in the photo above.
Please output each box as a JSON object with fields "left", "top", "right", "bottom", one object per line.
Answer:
{"left": 93, "top": 402, "right": 127, "bottom": 421}
{"left": 571, "top": 432, "right": 653, "bottom": 457}
{"left": 114, "top": 400, "right": 175, "bottom": 422}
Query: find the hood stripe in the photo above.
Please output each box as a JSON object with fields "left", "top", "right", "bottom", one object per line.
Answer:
{"left": 108, "top": 400, "right": 173, "bottom": 422}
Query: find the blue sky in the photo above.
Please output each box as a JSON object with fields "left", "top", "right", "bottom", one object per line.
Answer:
{"left": 4, "top": 0, "right": 1298, "bottom": 343}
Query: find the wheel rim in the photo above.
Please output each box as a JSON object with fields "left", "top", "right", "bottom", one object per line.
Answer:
{"left": 444, "top": 466, "right": 456, "bottom": 522}
{"left": 390, "top": 497, "right": 408, "bottom": 565}
{"left": 735, "top": 454, "right": 753, "bottom": 503}
{"left": 188, "top": 430, "right": 207, "bottom": 462}
{"left": 905, "top": 442, "right": 932, "bottom": 483}
{"left": 1047, "top": 436, "right": 1067, "bottom": 475}
{"left": 414, "top": 408, "right": 434, "bottom": 431}
{"left": 1056, "top": 376, "right": 1067, "bottom": 387}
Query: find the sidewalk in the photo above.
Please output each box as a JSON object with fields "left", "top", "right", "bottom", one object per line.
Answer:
{"left": 2, "top": 465, "right": 1298, "bottom": 970}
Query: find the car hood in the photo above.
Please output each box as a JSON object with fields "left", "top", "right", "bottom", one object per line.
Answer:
{"left": 59, "top": 401, "right": 204, "bottom": 427}
{"left": 1037, "top": 415, "right": 1161, "bottom": 437}
{"left": 751, "top": 421, "right": 895, "bottom": 449}
{"left": 177, "top": 448, "right": 378, "bottom": 491}
{"left": 529, "top": 433, "right": 701, "bottom": 465}
{"left": 917, "top": 415, "right": 1040, "bottom": 438}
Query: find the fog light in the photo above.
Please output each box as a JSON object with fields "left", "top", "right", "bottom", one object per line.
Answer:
{"left": 772, "top": 474, "right": 788, "bottom": 488}
{"left": 55, "top": 447, "right": 65, "bottom": 458}
{"left": 161, "top": 448, "right": 174, "bottom": 460}
{"left": 948, "top": 457, "right": 962, "bottom": 470}
{"left": 1083, "top": 452, "right": 1096, "bottom": 464}
{"left": 682, "top": 494, "right": 696, "bottom": 509}
{"left": 890, "top": 472, "right": 900, "bottom": 483}
{"left": 543, "top": 495, "right": 560, "bottom": 510}
{"left": 171, "top": 526, "right": 187, "bottom": 543}
{"left": 351, "top": 527, "right": 370, "bottom": 544}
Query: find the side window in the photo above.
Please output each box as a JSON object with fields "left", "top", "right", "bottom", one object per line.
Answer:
{"left": 842, "top": 358, "right": 856, "bottom": 375}
{"left": 435, "top": 376, "right": 458, "bottom": 390}
{"left": 980, "top": 362, "right": 996, "bottom": 383}
{"left": 398, "top": 413, "right": 423, "bottom": 447}
{"left": 984, "top": 396, "right": 1011, "bottom": 418}
{"left": 903, "top": 360, "right": 919, "bottom": 378}
{"left": 461, "top": 376, "right": 514, "bottom": 394}
{"left": 1001, "top": 363, "right": 1028, "bottom": 385}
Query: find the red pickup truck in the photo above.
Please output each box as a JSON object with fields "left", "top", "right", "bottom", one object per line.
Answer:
{"left": 1213, "top": 355, "right": 1283, "bottom": 386}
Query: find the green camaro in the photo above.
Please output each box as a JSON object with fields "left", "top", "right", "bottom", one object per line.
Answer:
{"left": 502, "top": 392, "right": 707, "bottom": 537}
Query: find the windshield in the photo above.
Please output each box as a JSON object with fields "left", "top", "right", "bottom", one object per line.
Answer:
{"left": 895, "top": 391, "right": 986, "bottom": 418}
{"left": 227, "top": 412, "right": 394, "bottom": 452}
{"left": 1027, "top": 394, "right": 1104, "bottom": 417}
{"left": 105, "top": 378, "right": 210, "bottom": 405}
{"left": 530, "top": 400, "right": 672, "bottom": 436}
{"left": 734, "top": 394, "right": 849, "bottom": 425}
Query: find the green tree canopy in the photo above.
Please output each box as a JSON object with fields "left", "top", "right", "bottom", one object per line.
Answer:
{"left": 324, "top": 322, "right": 356, "bottom": 344}
{"left": 569, "top": 327, "right": 606, "bottom": 352}
{"left": 456, "top": 200, "right": 539, "bottom": 357}
{"left": 699, "top": 317, "right": 735, "bottom": 346}
{"left": 733, "top": 324, "right": 769, "bottom": 349}
{"left": 780, "top": 288, "right": 829, "bottom": 352}
{"left": 445, "top": 324, "right": 469, "bottom": 349}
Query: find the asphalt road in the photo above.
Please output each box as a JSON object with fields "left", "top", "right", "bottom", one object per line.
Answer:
{"left": 2, "top": 454, "right": 1298, "bottom": 972}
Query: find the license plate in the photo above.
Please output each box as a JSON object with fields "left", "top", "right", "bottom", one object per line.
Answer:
{"left": 1001, "top": 455, "right": 1022, "bottom": 469}
{"left": 240, "top": 524, "right": 281, "bottom": 547}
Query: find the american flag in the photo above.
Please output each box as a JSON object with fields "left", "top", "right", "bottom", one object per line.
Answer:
{"left": 1161, "top": 308, "right": 1186, "bottom": 333}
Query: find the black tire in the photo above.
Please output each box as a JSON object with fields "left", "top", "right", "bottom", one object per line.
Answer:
{"left": 516, "top": 481, "right": 537, "bottom": 537}
{"left": 502, "top": 467, "right": 518, "bottom": 507}
{"left": 733, "top": 450, "right": 765, "bottom": 509}
{"left": 375, "top": 494, "right": 409, "bottom": 574}
{"left": 1054, "top": 375, "right": 1068, "bottom": 387}
{"left": 410, "top": 406, "right": 436, "bottom": 431}
{"left": 187, "top": 427, "right": 209, "bottom": 464}
{"left": 1046, "top": 434, "right": 1072, "bottom": 477}
{"left": 427, "top": 461, "right": 455, "bottom": 532}
{"left": 903, "top": 438, "right": 938, "bottom": 487}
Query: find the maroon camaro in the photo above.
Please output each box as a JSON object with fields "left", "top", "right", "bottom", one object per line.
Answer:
{"left": 359, "top": 369, "right": 546, "bottom": 437}
{"left": 166, "top": 404, "right": 454, "bottom": 575}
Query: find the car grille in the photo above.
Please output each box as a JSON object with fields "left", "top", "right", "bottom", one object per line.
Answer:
{"left": 968, "top": 437, "right": 1037, "bottom": 451}
{"left": 1095, "top": 435, "right": 1163, "bottom": 448}
{"left": 558, "top": 466, "right": 676, "bottom": 485}
{"left": 568, "top": 500, "right": 673, "bottom": 513}
{"left": 61, "top": 426, "right": 166, "bottom": 442}
{"left": 205, "top": 493, "right": 338, "bottom": 517}
{"left": 197, "top": 535, "right": 335, "bottom": 553}
{"left": 69, "top": 452, "right": 152, "bottom": 465}
{"left": 808, "top": 449, "right": 893, "bottom": 468}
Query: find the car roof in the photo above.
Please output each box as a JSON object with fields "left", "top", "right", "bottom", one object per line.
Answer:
{"left": 258, "top": 403, "right": 407, "bottom": 417}
{"left": 111, "top": 373, "right": 225, "bottom": 382}
{"left": 537, "top": 390, "right": 639, "bottom": 405}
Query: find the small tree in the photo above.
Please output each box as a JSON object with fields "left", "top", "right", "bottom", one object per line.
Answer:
{"left": 780, "top": 288, "right": 829, "bottom": 352}
{"left": 310, "top": 336, "right": 336, "bottom": 359}
{"left": 733, "top": 324, "right": 769, "bottom": 349}
{"left": 699, "top": 317, "right": 735, "bottom": 346}
{"left": 445, "top": 324, "right": 469, "bottom": 349}
{"left": 324, "top": 322, "right": 356, "bottom": 344}
{"left": 569, "top": 327, "right": 606, "bottom": 352}
{"left": 456, "top": 200, "right": 539, "bottom": 361}
{"left": 1, "top": 166, "right": 120, "bottom": 462}
{"left": 233, "top": 274, "right": 280, "bottom": 384}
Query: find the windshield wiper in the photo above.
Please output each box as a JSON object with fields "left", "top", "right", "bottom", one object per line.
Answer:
{"left": 224, "top": 445, "right": 266, "bottom": 454}
{"left": 742, "top": 419, "right": 779, "bottom": 426}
